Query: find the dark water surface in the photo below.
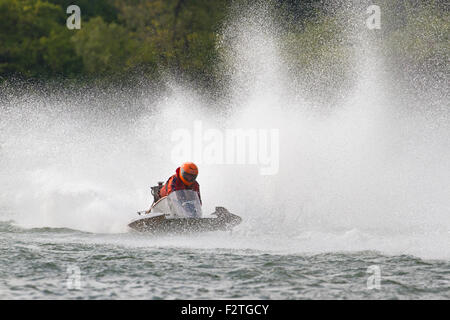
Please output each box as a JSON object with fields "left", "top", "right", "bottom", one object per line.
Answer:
{"left": 0, "top": 222, "right": 448, "bottom": 299}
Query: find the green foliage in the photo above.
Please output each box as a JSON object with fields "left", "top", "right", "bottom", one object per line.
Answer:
{"left": 40, "top": 28, "right": 82, "bottom": 76}
{"left": 284, "top": 15, "right": 348, "bottom": 66}
{"left": 0, "top": 0, "right": 74, "bottom": 76}
{"left": 114, "top": 0, "right": 227, "bottom": 80}
{"left": 71, "top": 17, "right": 132, "bottom": 74}
{"left": 0, "top": 0, "right": 447, "bottom": 85}
{"left": 387, "top": 4, "right": 449, "bottom": 67}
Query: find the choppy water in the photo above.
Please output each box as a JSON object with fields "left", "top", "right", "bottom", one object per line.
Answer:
{"left": 1, "top": 2, "right": 449, "bottom": 300}
{"left": 0, "top": 221, "right": 448, "bottom": 299}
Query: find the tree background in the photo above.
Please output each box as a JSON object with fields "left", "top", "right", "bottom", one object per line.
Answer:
{"left": 0, "top": 0, "right": 447, "bottom": 88}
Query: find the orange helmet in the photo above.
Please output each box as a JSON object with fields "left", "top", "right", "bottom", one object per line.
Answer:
{"left": 179, "top": 162, "right": 198, "bottom": 186}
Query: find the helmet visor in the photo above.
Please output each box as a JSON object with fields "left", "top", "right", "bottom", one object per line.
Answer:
{"left": 181, "top": 171, "right": 197, "bottom": 182}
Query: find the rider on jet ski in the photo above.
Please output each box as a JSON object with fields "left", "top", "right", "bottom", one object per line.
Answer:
{"left": 132, "top": 162, "right": 242, "bottom": 232}
{"left": 159, "top": 162, "right": 201, "bottom": 204}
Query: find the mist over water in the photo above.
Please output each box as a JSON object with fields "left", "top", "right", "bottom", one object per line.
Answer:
{"left": 0, "top": 2, "right": 449, "bottom": 260}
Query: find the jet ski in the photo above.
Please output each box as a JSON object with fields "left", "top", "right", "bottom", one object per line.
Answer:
{"left": 128, "top": 184, "right": 242, "bottom": 234}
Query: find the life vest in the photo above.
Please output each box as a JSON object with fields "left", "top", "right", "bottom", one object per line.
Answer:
{"left": 159, "top": 167, "right": 201, "bottom": 203}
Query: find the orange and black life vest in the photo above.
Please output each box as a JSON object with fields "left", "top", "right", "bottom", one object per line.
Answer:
{"left": 159, "top": 167, "right": 201, "bottom": 203}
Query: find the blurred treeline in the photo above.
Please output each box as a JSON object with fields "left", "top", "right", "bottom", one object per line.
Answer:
{"left": 0, "top": 0, "right": 447, "bottom": 88}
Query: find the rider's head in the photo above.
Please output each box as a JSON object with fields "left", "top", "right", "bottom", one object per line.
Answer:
{"left": 179, "top": 162, "right": 198, "bottom": 186}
